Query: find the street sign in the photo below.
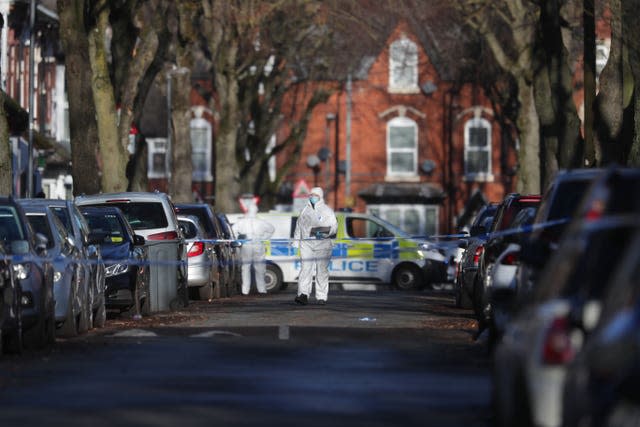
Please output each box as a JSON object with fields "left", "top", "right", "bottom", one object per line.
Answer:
{"left": 238, "top": 194, "right": 259, "bottom": 213}
{"left": 292, "top": 179, "right": 311, "bottom": 199}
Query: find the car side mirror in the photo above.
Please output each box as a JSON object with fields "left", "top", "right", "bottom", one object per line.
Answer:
{"left": 231, "top": 240, "right": 242, "bottom": 248}
{"left": 10, "top": 239, "right": 30, "bottom": 255}
{"left": 458, "top": 239, "right": 469, "bottom": 249}
{"left": 133, "top": 235, "right": 146, "bottom": 246}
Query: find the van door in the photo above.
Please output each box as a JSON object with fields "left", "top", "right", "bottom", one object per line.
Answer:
{"left": 331, "top": 215, "right": 396, "bottom": 283}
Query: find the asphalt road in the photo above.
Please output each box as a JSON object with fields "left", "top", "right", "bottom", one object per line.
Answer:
{"left": 0, "top": 288, "right": 493, "bottom": 427}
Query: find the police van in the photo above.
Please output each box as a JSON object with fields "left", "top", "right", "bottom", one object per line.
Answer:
{"left": 227, "top": 211, "right": 446, "bottom": 292}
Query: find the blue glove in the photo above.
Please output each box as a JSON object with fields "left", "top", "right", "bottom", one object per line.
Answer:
{"left": 314, "top": 231, "right": 325, "bottom": 239}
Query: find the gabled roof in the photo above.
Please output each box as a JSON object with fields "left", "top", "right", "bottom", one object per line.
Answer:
{"left": 320, "top": 3, "right": 473, "bottom": 83}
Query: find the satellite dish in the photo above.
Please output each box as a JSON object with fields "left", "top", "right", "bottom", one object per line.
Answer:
{"left": 420, "top": 159, "right": 436, "bottom": 174}
{"left": 421, "top": 81, "right": 437, "bottom": 96}
{"left": 306, "top": 154, "right": 320, "bottom": 168}
{"left": 317, "top": 147, "right": 331, "bottom": 161}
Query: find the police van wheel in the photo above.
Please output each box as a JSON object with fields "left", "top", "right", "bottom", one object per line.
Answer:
{"left": 264, "top": 264, "right": 283, "bottom": 293}
{"left": 392, "top": 264, "right": 423, "bottom": 291}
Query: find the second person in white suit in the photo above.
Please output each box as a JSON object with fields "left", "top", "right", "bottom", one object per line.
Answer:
{"left": 232, "top": 204, "right": 275, "bottom": 295}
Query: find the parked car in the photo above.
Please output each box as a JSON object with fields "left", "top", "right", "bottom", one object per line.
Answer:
{"left": 515, "top": 168, "right": 604, "bottom": 303}
{"left": 174, "top": 203, "right": 239, "bottom": 298}
{"left": 474, "top": 193, "right": 541, "bottom": 330}
{"left": 20, "top": 202, "right": 94, "bottom": 336}
{"left": 177, "top": 215, "right": 217, "bottom": 301}
{"left": 80, "top": 206, "right": 150, "bottom": 316}
{"left": 0, "top": 244, "right": 21, "bottom": 354}
{"left": 493, "top": 167, "right": 640, "bottom": 427}
{"left": 455, "top": 202, "right": 498, "bottom": 308}
{"left": 23, "top": 198, "right": 106, "bottom": 329}
{"left": 486, "top": 206, "right": 538, "bottom": 346}
{"left": 562, "top": 229, "right": 640, "bottom": 427}
{"left": 0, "top": 197, "right": 55, "bottom": 350}
{"left": 76, "top": 192, "right": 188, "bottom": 310}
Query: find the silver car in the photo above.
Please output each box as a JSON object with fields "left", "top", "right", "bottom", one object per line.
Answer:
{"left": 178, "top": 215, "right": 217, "bottom": 301}
{"left": 76, "top": 192, "right": 189, "bottom": 310}
{"left": 21, "top": 204, "right": 92, "bottom": 337}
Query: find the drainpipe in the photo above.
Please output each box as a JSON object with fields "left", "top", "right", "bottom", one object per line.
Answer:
{"left": 27, "top": 0, "right": 36, "bottom": 197}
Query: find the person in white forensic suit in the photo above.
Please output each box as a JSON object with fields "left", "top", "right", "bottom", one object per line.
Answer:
{"left": 292, "top": 187, "right": 338, "bottom": 305}
{"left": 232, "top": 204, "right": 275, "bottom": 295}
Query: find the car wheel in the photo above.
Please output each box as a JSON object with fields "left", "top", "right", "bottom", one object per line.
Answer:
{"left": 264, "top": 264, "right": 283, "bottom": 293}
{"left": 58, "top": 287, "right": 79, "bottom": 337}
{"left": 93, "top": 295, "right": 106, "bottom": 328}
{"left": 392, "top": 263, "right": 423, "bottom": 291}
{"left": 198, "top": 283, "right": 213, "bottom": 301}
{"left": 218, "top": 266, "right": 230, "bottom": 298}
{"left": 2, "top": 304, "right": 23, "bottom": 354}
{"left": 512, "top": 371, "right": 533, "bottom": 427}
{"left": 140, "top": 280, "right": 151, "bottom": 316}
{"left": 77, "top": 288, "right": 90, "bottom": 334}
{"left": 23, "top": 315, "right": 46, "bottom": 350}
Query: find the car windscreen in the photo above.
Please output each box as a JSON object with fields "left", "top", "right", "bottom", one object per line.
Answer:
{"left": 87, "top": 203, "right": 168, "bottom": 231}
{"left": 179, "top": 220, "right": 198, "bottom": 239}
{"left": 84, "top": 212, "right": 128, "bottom": 244}
{"left": 0, "top": 206, "right": 26, "bottom": 245}
{"left": 175, "top": 208, "right": 215, "bottom": 237}
{"left": 26, "top": 215, "right": 55, "bottom": 248}
{"left": 548, "top": 180, "right": 592, "bottom": 220}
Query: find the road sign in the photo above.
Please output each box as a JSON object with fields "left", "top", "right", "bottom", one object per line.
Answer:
{"left": 238, "top": 194, "right": 259, "bottom": 213}
{"left": 292, "top": 179, "right": 311, "bottom": 199}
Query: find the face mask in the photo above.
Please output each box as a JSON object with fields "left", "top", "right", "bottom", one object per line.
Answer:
{"left": 309, "top": 196, "right": 319, "bottom": 205}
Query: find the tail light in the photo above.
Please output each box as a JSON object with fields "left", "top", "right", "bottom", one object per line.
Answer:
{"left": 584, "top": 199, "right": 605, "bottom": 222}
{"left": 188, "top": 242, "right": 205, "bottom": 257}
{"left": 501, "top": 251, "right": 519, "bottom": 266}
{"left": 147, "top": 231, "right": 178, "bottom": 241}
{"left": 473, "top": 245, "right": 484, "bottom": 266}
{"left": 542, "top": 316, "right": 576, "bottom": 365}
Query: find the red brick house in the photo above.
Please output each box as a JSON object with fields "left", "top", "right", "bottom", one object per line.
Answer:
{"left": 276, "top": 21, "right": 517, "bottom": 236}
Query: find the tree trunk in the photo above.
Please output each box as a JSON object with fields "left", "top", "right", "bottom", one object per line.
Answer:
{"left": 533, "top": 0, "right": 583, "bottom": 188}
{"left": 168, "top": 68, "right": 193, "bottom": 203}
{"left": 88, "top": 0, "right": 128, "bottom": 193}
{"left": 622, "top": 0, "right": 640, "bottom": 166}
{"left": 0, "top": 91, "right": 10, "bottom": 194}
{"left": 595, "top": 0, "right": 627, "bottom": 164}
{"left": 516, "top": 81, "right": 541, "bottom": 194}
{"left": 215, "top": 72, "right": 242, "bottom": 213}
{"left": 57, "top": 0, "right": 101, "bottom": 196}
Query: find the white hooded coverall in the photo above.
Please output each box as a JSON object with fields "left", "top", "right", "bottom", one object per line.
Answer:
{"left": 232, "top": 205, "right": 275, "bottom": 294}
{"left": 293, "top": 187, "right": 338, "bottom": 301}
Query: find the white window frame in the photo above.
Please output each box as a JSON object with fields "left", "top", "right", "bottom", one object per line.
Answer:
{"left": 367, "top": 204, "right": 439, "bottom": 237}
{"left": 190, "top": 118, "right": 213, "bottom": 182}
{"left": 388, "top": 37, "right": 419, "bottom": 94}
{"left": 464, "top": 117, "right": 493, "bottom": 182}
{"left": 386, "top": 116, "right": 418, "bottom": 180}
{"left": 147, "top": 137, "right": 168, "bottom": 179}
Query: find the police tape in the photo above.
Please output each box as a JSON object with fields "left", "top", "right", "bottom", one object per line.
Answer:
{"left": 0, "top": 217, "right": 575, "bottom": 267}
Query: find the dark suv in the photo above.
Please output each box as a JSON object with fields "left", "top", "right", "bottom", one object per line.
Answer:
{"left": 516, "top": 168, "right": 605, "bottom": 302}
{"left": 473, "top": 193, "right": 541, "bottom": 329}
